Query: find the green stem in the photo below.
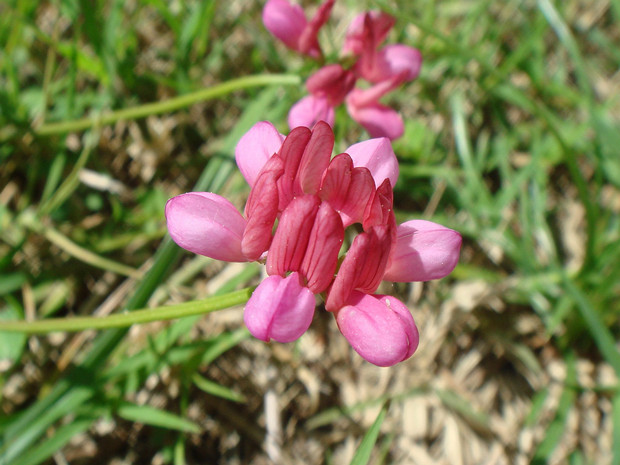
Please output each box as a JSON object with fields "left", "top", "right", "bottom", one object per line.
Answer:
{"left": 0, "top": 287, "right": 255, "bottom": 334}
{"left": 34, "top": 74, "right": 301, "bottom": 136}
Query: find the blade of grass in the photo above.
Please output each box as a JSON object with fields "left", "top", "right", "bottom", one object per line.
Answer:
{"left": 11, "top": 417, "right": 95, "bottom": 465}
{"left": 349, "top": 402, "right": 389, "bottom": 465}
{"left": 531, "top": 353, "right": 577, "bottom": 464}
{"left": 117, "top": 402, "right": 200, "bottom": 434}
{"left": 306, "top": 387, "right": 425, "bottom": 431}
{"left": 561, "top": 273, "right": 620, "bottom": 376}
{"left": 38, "top": 131, "right": 96, "bottom": 215}
{"left": 192, "top": 373, "right": 246, "bottom": 403}
{"left": 0, "top": 384, "right": 94, "bottom": 464}
{"left": 536, "top": 0, "right": 593, "bottom": 100}
{"left": 28, "top": 221, "right": 142, "bottom": 279}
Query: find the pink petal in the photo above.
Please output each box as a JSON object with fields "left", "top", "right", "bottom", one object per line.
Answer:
{"left": 335, "top": 291, "right": 419, "bottom": 366}
{"left": 298, "top": 0, "right": 334, "bottom": 58}
{"left": 344, "top": 136, "right": 399, "bottom": 188}
{"left": 296, "top": 120, "right": 334, "bottom": 195}
{"left": 276, "top": 126, "right": 312, "bottom": 210}
{"left": 242, "top": 156, "right": 284, "bottom": 260}
{"left": 343, "top": 11, "right": 395, "bottom": 56}
{"left": 306, "top": 64, "right": 357, "bottom": 106}
{"left": 340, "top": 167, "right": 376, "bottom": 226}
{"left": 266, "top": 195, "right": 320, "bottom": 277}
{"left": 319, "top": 153, "right": 353, "bottom": 212}
{"left": 346, "top": 78, "right": 401, "bottom": 107}
{"left": 347, "top": 99, "right": 404, "bottom": 141}
{"left": 165, "top": 192, "right": 248, "bottom": 262}
{"left": 288, "top": 95, "right": 335, "bottom": 131}
{"left": 319, "top": 154, "right": 375, "bottom": 227}
{"left": 383, "top": 220, "right": 462, "bottom": 282}
{"left": 374, "top": 44, "right": 422, "bottom": 82}
{"left": 325, "top": 225, "right": 392, "bottom": 312}
{"left": 235, "top": 121, "right": 285, "bottom": 187}
{"left": 244, "top": 272, "right": 316, "bottom": 343}
{"left": 262, "top": 0, "right": 307, "bottom": 51}
{"left": 362, "top": 178, "right": 394, "bottom": 230}
{"left": 300, "top": 202, "right": 344, "bottom": 293}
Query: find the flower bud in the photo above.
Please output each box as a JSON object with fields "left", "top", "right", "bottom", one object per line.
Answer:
{"left": 244, "top": 272, "right": 316, "bottom": 343}
{"left": 336, "top": 292, "right": 419, "bottom": 367}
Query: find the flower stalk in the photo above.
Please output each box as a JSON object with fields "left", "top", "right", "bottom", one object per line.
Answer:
{"left": 34, "top": 74, "right": 301, "bottom": 136}
{"left": 0, "top": 287, "right": 255, "bottom": 334}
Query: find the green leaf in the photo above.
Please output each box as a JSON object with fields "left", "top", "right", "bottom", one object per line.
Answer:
{"left": 349, "top": 402, "right": 389, "bottom": 465}
{"left": 0, "top": 385, "right": 95, "bottom": 465}
{"left": 192, "top": 373, "right": 246, "bottom": 403}
{"left": 531, "top": 353, "right": 577, "bottom": 464}
{"left": 117, "top": 402, "right": 200, "bottom": 434}
{"left": 0, "top": 297, "right": 26, "bottom": 369}
{"left": 562, "top": 274, "right": 620, "bottom": 376}
{"left": 0, "top": 272, "right": 27, "bottom": 296}
{"left": 11, "top": 417, "right": 94, "bottom": 465}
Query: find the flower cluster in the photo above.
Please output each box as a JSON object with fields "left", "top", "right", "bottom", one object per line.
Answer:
{"left": 166, "top": 122, "right": 461, "bottom": 366}
{"left": 263, "top": 0, "right": 422, "bottom": 140}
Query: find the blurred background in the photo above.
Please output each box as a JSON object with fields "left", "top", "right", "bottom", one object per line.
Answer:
{"left": 1, "top": 0, "right": 619, "bottom": 464}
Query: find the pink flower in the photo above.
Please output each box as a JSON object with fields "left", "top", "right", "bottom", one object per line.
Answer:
{"left": 274, "top": 6, "right": 422, "bottom": 140}
{"left": 166, "top": 121, "right": 461, "bottom": 366}
{"left": 262, "top": 0, "right": 334, "bottom": 58}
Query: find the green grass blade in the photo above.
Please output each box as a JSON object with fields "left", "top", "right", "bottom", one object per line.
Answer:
{"left": 0, "top": 385, "right": 94, "bottom": 464}
{"left": 117, "top": 402, "right": 200, "bottom": 434}
{"left": 562, "top": 274, "right": 620, "bottom": 375}
{"left": 192, "top": 373, "right": 246, "bottom": 403}
{"left": 349, "top": 402, "right": 389, "bottom": 465}
{"left": 11, "top": 417, "right": 95, "bottom": 465}
{"left": 531, "top": 353, "right": 577, "bottom": 464}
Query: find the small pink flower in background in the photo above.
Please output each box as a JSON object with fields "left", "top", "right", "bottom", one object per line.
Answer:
{"left": 262, "top": 0, "right": 335, "bottom": 58}
{"left": 342, "top": 11, "right": 395, "bottom": 57}
{"left": 263, "top": 2, "right": 423, "bottom": 140}
{"left": 166, "top": 121, "right": 461, "bottom": 366}
{"left": 288, "top": 64, "right": 356, "bottom": 129}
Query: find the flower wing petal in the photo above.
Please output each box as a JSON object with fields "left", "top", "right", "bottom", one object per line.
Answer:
{"left": 344, "top": 136, "right": 399, "bottom": 187}
{"left": 383, "top": 220, "right": 462, "bottom": 282}
{"left": 165, "top": 192, "right": 248, "bottom": 262}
